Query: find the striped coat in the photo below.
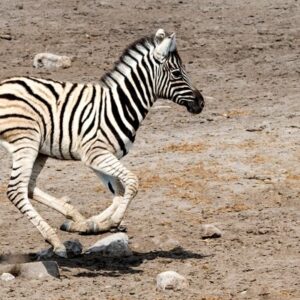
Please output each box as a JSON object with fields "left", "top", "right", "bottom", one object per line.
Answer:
{"left": 0, "top": 29, "right": 204, "bottom": 257}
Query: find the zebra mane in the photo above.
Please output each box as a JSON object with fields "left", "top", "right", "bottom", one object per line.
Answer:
{"left": 100, "top": 35, "right": 155, "bottom": 84}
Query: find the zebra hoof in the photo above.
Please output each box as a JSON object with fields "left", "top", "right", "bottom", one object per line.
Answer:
{"left": 60, "top": 220, "right": 74, "bottom": 232}
{"left": 54, "top": 245, "right": 68, "bottom": 258}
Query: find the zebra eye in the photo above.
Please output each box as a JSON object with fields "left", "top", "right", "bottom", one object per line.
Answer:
{"left": 171, "top": 69, "right": 182, "bottom": 79}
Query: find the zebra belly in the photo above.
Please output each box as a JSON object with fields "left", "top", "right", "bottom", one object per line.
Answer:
{"left": 115, "top": 137, "right": 134, "bottom": 159}
{"left": 39, "top": 133, "right": 81, "bottom": 160}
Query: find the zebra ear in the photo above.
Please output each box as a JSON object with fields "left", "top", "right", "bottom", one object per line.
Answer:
{"left": 169, "top": 33, "right": 176, "bottom": 52}
{"left": 154, "top": 33, "right": 176, "bottom": 62}
{"left": 155, "top": 29, "right": 166, "bottom": 44}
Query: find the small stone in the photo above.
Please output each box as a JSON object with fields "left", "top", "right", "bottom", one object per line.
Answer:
{"left": 156, "top": 271, "right": 188, "bottom": 291}
{"left": 86, "top": 233, "right": 132, "bottom": 257}
{"left": 258, "top": 228, "right": 270, "bottom": 235}
{"left": 0, "top": 273, "right": 15, "bottom": 281}
{"left": 245, "top": 125, "right": 266, "bottom": 132}
{"left": 33, "top": 53, "right": 72, "bottom": 69}
{"left": 0, "top": 34, "right": 12, "bottom": 40}
{"left": 201, "top": 224, "right": 223, "bottom": 239}
{"left": 64, "top": 239, "right": 83, "bottom": 257}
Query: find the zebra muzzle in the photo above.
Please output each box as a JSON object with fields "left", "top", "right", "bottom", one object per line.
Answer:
{"left": 186, "top": 90, "right": 205, "bottom": 114}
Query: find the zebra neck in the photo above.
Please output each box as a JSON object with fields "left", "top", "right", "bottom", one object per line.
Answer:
{"left": 103, "top": 66, "right": 157, "bottom": 127}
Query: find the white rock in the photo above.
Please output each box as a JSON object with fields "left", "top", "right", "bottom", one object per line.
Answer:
{"left": 33, "top": 53, "right": 72, "bottom": 69}
{"left": 0, "top": 261, "right": 59, "bottom": 279}
{"left": 19, "top": 261, "right": 60, "bottom": 279}
{"left": 0, "top": 272, "right": 15, "bottom": 281}
{"left": 156, "top": 271, "right": 188, "bottom": 291}
{"left": 86, "top": 233, "right": 132, "bottom": 257}
{"left": 201, "top": 224, "right": 223, "bottom": 239}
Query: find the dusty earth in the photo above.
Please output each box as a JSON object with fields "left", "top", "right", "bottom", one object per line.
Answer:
{"left": 0, "top": 0, "right": 299, "bottom": 299}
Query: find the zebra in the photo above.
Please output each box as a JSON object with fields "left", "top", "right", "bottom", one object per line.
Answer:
{"left": 0, "top": 29, "right": 204, "bottom": 257}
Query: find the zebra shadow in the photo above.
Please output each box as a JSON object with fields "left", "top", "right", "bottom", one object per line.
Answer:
{"left": 0, "top": 247, "right": 210, "bottom": 278}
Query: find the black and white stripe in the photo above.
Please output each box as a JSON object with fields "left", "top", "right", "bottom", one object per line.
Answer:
{"left": 0, "top": 29, "right": 204, "bottom": 257}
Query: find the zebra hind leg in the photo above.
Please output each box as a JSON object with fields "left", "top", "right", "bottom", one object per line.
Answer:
{"left": 29, "top": 154, "right": 86, "bottom": 223}
{"left": 7, "top": 148, "right": 67, "bottom": 257}
{"left": 61, "top": 151, "right": 138, "bottom": 234}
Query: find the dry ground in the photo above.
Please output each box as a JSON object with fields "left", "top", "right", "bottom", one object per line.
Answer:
{"left": 0, "top": 0, "right": 299, "bottom": 299}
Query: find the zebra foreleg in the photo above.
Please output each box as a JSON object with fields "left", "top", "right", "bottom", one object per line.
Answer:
{"left": 7, "top": 148, "right": 67, "bottom": 257}
{"left": 29, "top": 155, "right": 86, "bottom": 223}
{"left": 61, "top": 151, "right": 138, "bottom": 234}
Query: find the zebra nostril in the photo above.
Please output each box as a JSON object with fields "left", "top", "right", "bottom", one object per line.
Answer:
{"left": 193, "top": 90, "right": 205, "bottom": 112}
{"left": 184, "top": 90, "right": 205, "bottom": 114}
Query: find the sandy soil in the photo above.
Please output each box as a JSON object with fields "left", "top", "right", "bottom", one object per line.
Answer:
{"left": 0, "top": 0, "right": 299, "bottom": 299}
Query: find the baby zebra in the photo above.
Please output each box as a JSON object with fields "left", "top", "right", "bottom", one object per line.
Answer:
{"left": 0, "top": 29, "right": 204, "bottom": 257}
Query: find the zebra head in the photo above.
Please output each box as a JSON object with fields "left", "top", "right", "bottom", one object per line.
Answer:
{"left": 153, "top": 29, "right": 204, "bottom": 114}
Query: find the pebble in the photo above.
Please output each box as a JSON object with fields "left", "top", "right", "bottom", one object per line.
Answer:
{"left": 33, "top": 52, "right": 72, "bottom": 69}
{"left": 64, "top": 239, "right": 83, "bottom": 257}
{"left": 201, "top": 224, "right": 223, "bottom": 239}
{"left": 86, "top": 233, "right": 132, "bottom": 257}
{"left": 156, "top": 271, "right": 188, "bottom": 291}
{"left": 246, "top": 125, "right": 267, "bottom": 132}
{"left": 0, "top": 273, "right": 15, "bottom": 281}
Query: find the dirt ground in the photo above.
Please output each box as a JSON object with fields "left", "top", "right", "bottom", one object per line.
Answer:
{"left": 0, "top": 0, "right": 299, "bottom": 299}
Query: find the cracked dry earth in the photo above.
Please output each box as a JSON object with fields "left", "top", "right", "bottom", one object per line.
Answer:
{"left": 0, "top": 0, "right": 299, "bottom": 299}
